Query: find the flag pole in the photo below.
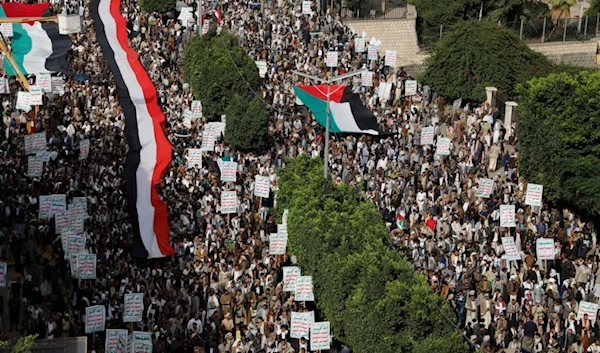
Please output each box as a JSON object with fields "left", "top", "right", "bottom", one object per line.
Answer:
{"left": 0, "top": 17, "right": 58, "bottom": 24}
{"left": 292, "top": 68, "right": 368, "bottom": 180}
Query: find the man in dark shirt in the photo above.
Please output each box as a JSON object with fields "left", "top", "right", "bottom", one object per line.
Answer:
{"left": 521, "top": 316, "right": 537, "bottom": 353}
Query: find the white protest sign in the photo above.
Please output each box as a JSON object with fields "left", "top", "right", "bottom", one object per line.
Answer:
{"left": 405, "top": 80, "right": 417, "bottom": 95}
{"left": 106, "top": 329, "right": 128, "bottom": 353}
{"left": 36, "top": 73, "right": 52, "bottom": 92}
{"left": 24, "top": 132, "right": 46, "bottom": 155}
{"left": 595, "top": 284, "right": 600, "bottom": 298}
{"left": 255, "top": 61, "right": 267, "bottom": 78}
{"left": 29, "top": 85, "right": 43, "bottom": 106}
{"left": 67, "top": 236, "right": 86, "bottom": 255}
{"left": 123, "top": 293, "right": 144, "bottom": 323}
{"left": 220, "top": 191, "right": 237, "bottom": 214}
{"left": 326, "top": 51, "right": 338, "bottom": 68}
{"left": 384, "top": 50, "right": 397, "bottom": 67}
{"left": 186, "top": 148, "right": 202, "bottom": 169}
{"left": 436, "top": 137, "right": 450, "bottom": 155}
{"left": 283, "top": 266, "right": 301, "bottom": 292}
{"left": 0, "top": 262, "right": 6, "bottom": 287}
{"left": 39, "top": 194, "right": 66, "bottom": 219}
{"left": 61, "top": 228, "right": 75, "bottom": 254}
{"left": 79, "top": 139, "right": 90, "bottom": 161}
{"left": 476, "top": 178, "right": 494, "bottom": 198}
{"left": 310, "top": 322, "right": 331, "bottom": 351}
{"left": 295, "top": 276, "right": 314, "bottom": 301}
{"left": 525, "top": 183, "right": 544, "bottom": 207}
{"left": 452, "top": 98, "right": 463, "bottom": 114}
{"left": 499, "top": 205, "right": 516, "bottom": 228}
{"left": 420, "top": 127, "right": 434, "bottom": 145}
{"left": 0, "top": 77, "right": 7, "bottom": 94}
{"left": 206, "top": 122, "right": 225, "bottom": 136}
{"left": 183, "top": 116, "right": 192, "bottom": 129}
{"left": 201, "top": 130, "right": 215, "bottom": 151}
{"left": 1, "top": 23, "right": 13, "bottom": 37}
{"left": 69, "top": 213, "right": 85, "bottom": 235}
{"left": 85, "top": 305, "right": 105, "bottom": 334}
{"left": 54, "top": 211, "right": 69, "bottom": 234}
{"left": 69, "top": 250, "right": 88, "bottom": 277}
{"left": 27, "top": 156, "right": 43, "bottom": 177}
{"left": 361, "top": 71, "right": 373, "bottom": 87}
{"left": 367, "top": 45, "right": 378, "bottom": 60}
{"left": 578, "top": 301, "right": 599, "bottom": 321}
{"left": 190, "top": 100, "right": 202, "bottom": 117}
{"left": 254, "top": 175, "right": 270, "bottom": 198}
{"left": 302, "top": 1, "right": 312, "bottom": 15}
{"left": 501, "top": 237, "right": 521, "bottom": 261}
{"left": 51, "top": 76, "right": 65, "bottom": 95}
{"left": 131, "top": 331, "right": 153, "bottom": 345}
{"left": 36, "top": 151, "right": 51, "bottom": 164}
{"left": 132, "top": 343, "right": 153, "bottom": 353}
{"left": 355, "top": 37, "right": 366, "bottom": 53}
{"left": 269, "top": 233, "right": 287, "bottom": 255}
{"left": 221, "top": 161, "right": 237, "bottom": 182}
{"left": 536, "top": 238, "right": 555, "bottom": 260}
{"left": 291, "top": 311, "right": 315, "bottom": 339}
{"left": 77, "top": 254, "right": 97, "bottom": 279}
{"left": 16, "top": 91, "right": 31, "bottom": 111}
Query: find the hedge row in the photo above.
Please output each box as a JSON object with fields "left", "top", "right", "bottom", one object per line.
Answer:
{"left": 276, "top": 156, "right": 468, "bottom": 353}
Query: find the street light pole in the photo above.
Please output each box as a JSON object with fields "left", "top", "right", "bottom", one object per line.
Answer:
{"left": 197, "top": 0, "right": 202, "bottom": 37}
{"left": 293, "top": 68, "right": 367, "bottom": 180}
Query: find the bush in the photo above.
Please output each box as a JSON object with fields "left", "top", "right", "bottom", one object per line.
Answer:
{"left": 139, "top": 0, "right": 175, "bottom": 13}
{"left": 224, "top": 95, "right": 269, "bottom": 151}
{"left": 276, "top": 156, "right": 468, "bottom": 353}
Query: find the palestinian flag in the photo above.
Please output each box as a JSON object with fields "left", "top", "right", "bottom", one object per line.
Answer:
{"left": 293, "top": 85, "right": 380, "bottom": 135}
{"left": 397, "top": 211, "right": 407, "bottom": 230}
{"left": 91, "top": 0, "right": 174, "bottom": 258}
{"left": 0, "top": 3, "right": 71, "bottom": 76}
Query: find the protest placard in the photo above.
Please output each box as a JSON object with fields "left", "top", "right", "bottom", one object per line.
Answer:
{"left": 291, "top": 311, "right": 315, "bottom": 339}
{"left": 355, "top": 37, "right": 366, "bottom": 52}
{"left": 221, "top": 161, "right": 237, "bottom": 182}
{"left": 1, "top": 23, "right": 13, "bottom": 37}
{"left": 205, "top": 122, "right": 225, "bottom": 136}
{"left": 405, "top": 80, "right": 417, "bottom": 95}
{"left": 123, "top": 293, "right": 144, "bottom": 323}
{"left": 0, "top": 262, "right": 6, "bottom": 287}
{"left": 186, "top": 148, "right": 202, "bottom": 169}
{"left": 69, "top": 197, "right": 88, "bottom": 218}
{"left": 283, "top": 266, "right": 301, "bottom": 292}
{"left": 578, "top": 301, "right": 599, "bottom": 321}
{"left": 27, "top": 156, "right": 43, "bottom": 177}
{"left": 190, "top": 100, "right": 202, "bottom": 117}
{"left": 61, "top": 227, "right": 75, "bottom": 253}
{"left": 220, "top": 191, "right": 237, "bottom": 214}
{"left": 16, "top": 91, "right": 31, "bottom": 111}
{"left": 54, "top": 210, "right": 70, "bottom": 234}
{"left": 24, "top": 132, "right": 46, "bottom": 155}
{"left": 85, "top": 305, "right": 106, "bottom": 334}
{"left": 0, "top": 77, "right": 7, "bottom": 94}
{"left": 525, "top": 183, "right": 544, "bottom": 207}
{"left": 361, "top": 71, "right": 373, "bottom": 87}
{"left": 183, "top": 116, "right": 192, "bottom": 129}
{"left": 79, "top": 139, "right": 90, "bottom": 161}
{"left": 499, "top": 205, "right": 516, "bottom": 228}
{"left": 39, "top": 194, "right": 66, "bottom": 219}
{"left": 269, "top": 233, "right": 287, "bottom": 255}
{"left": 595, "top": 284, "right": 600, "bottom": 298}
{"left": 131, "top": 332, "right": 153, "bottom": 347}
{"left": 501, "top": 237, "right": 521, "bottom": 261}
{"left": 420, "top": 127, "right": 434, "bottom": 145}
{"left": 132, "top": 343, "right": 153, "bottom": 353}
{"left": 106, "top": 329, "right": 128, "bottom": 353}
{"left": 310, "top": 322, "right": 331, "bottom": 350}
{"left": 302, "top": 1, "right": 312, "bottom": 14}
{"left": 295, "top": 276, "right": 314, "bottom": 301}
{"left": 255, "top": 61, "right": 267, "bottom": 78}
{"left": 67, "top": 236, "right": 86, "bottom": 255}
{"left": 51, "top": 76, "right": 65, "bottom": 94}
{"left": 254, "top": 175, "right": 270, "bottom": 198}
{"left": 282, "top": 209, "right": 289, "bottom": 226}
{"left": 476, "top": 178, "right": 494, "bottom": 198}
{"left": 78, "top": 254, "right": 97, "bottom": 279}
{"left": 36, "top": 73, "right": 52, "bottom": 92}
{"left": 69, "top": 213, "right": 85, "bottom": 235}
{"left": 436, "top": 137, "right": 450, "bottom": 155}
{"left": 385, "top": 50, "right": 397, "bottom": 67}
{"left": 367, "top": 45, "right": 378, "bottom": 60}
{"left": 201, "top": 131, "right": 215, "bottom": 151}
{"left": 29, "top": 85, "right": 43, "bottom": 106}
{"left": 536, "top": 238, "right": 555, "bottom": 260}
{"left": 326, "top": 51, "right": 338, "bottom": 67}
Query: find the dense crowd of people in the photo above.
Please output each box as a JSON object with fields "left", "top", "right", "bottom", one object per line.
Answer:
{"left": 0, "top": 0, "right": 596, "bottom": 353}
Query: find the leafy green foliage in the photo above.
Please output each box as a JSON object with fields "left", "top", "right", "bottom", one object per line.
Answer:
{"left": 184, "top": 27, "right": 262, "bottom": 121}
{"left": 516, "top": 71, "right": 600, "bottom": 213}
{"left": 276, "top": 156, "right": 468, "bottom": 353}
{"left": 421, "top": 20, "right": 552, "bottom": 101}
{"left": 0, "top": 335, "right": 37, "bottom": 353}
{"left": 586, "top": 0, "right": 600, "bottom": 16}
{"left": 139, "top": 0, "right": 175, "bottom": 13}
{"left": 224, "top": 95, "right": 269, "bottom": 150}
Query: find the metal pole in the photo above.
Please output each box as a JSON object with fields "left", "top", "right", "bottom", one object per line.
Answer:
{"left": 520, "top": 19, "right": 524, "bottom": 39}
{"left": 563, "top": 18, "right": 568, "bottom": 41}
{"left": 198, "top": 0, "right": 202, "bottom": 37}
{"left": 542, "top": 17, "right": 547, "bottom": 43}
{"left": 479, "top": 0, "right": 483, "bottom": 21}
{"left": 597, "top": 13, "right": 599, "bottom": 37}
{"left": 439, "top": 24, "right": 443, "bottom": 41}
{"left": 578, "top": 0, "right": 585, "bottom": 32}
{"left": 324, "top": 82, "right": 331, "bottom": 180}
{"left": 585, "top": 16, "right": 589, "bottom": 38}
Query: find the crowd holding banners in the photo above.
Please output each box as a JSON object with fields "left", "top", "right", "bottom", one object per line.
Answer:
{"left": 0, "top": 0, "right": 597, "bottom": 353}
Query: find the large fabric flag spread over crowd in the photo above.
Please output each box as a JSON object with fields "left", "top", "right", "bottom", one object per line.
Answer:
{"left": 293, "top": 84, "right": 381, "bottom": 135}
{"left": 0, "top": 3, "right": 71, "bottom": 76}
{"left": 91, "top": 0, "right": 174, "bottom": 258}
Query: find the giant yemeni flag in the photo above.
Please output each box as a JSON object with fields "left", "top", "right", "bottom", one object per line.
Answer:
{"left": 91, "top": 0, "right": 174, "bottom": 258}
{"left": 0, "top": 3, "right": 71, "bottom": 76}
{"left": 293, "top": 85, "right": 380, "bottom": 135}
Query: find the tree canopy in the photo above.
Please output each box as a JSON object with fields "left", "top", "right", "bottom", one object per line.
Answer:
{"left": 516, "top": 71, "right": 600, "bottom": 213}
{"left": 0, "top": 335, "right": 37, "bottom": 353}
{"left": 421, "top": 20, "right": 553, "bottom": 101}
{"left": 276, "top": 156, "right": 468, "bottom": 353}
{"left": 224, "top": 94, "right": 269, "bottom": 150}
{"left": 139, "top": 0, "right": 176, "bottom": 13}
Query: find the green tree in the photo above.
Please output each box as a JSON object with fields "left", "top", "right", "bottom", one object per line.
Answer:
{"left": 276, "top": 156, "right": 469, "bottom": 353}
{"left": 224, "top": 95, "right": 269, "bottom": 150}
{"left": 139, "top": 0, "right": 176, "bottom": 13}
{"left": 183, "top": 26, "right": 261, "bottom": 121}
{"left": 586, "top": 0, "right": 600, "bottom": 16}
{"left": 516, "top": 71, "right": 600, "bottom": 213}
{"left": 547, "top": 0, "right": 576, "bottom": 19}
{"left": 421, "top": 20, "right": 552, "bottom": 101}
{"left": 0, "top": 335, "right": 37, "bottom": 353}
